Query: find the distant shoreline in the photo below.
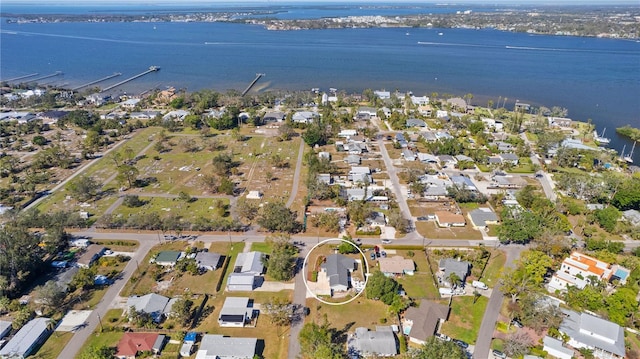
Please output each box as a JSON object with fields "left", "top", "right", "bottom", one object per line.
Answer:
{"left": 2, "top": 4, "right": 639, "bottom": 40}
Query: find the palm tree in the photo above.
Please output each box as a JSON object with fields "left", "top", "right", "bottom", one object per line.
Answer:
{"left": 448, "top": 272, "right": 461, "bottom": 289}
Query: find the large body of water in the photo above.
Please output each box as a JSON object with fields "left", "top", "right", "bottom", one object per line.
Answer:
{"left": 1, "top": 4, "right": 639, "bottom": 161}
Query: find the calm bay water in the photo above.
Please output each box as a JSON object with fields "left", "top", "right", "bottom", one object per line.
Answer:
{"left": 1, "top": 5, "right": 639, "bottom": 160}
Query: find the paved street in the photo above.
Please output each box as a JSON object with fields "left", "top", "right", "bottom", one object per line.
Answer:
{"left": 376, "top": 138, "right": 420, "bottom": 240}
{"left": 57, "top": 239, "right": 155, "bottom": 359}
{"left": 473, "top": 245, "right": 525, "bottom": 359}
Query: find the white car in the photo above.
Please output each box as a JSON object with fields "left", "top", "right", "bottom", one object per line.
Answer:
{"left": 381, "top": 239, "right": 392, "bottom": 244}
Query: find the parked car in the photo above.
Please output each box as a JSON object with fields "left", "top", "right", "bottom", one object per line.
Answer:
{"left": 492, "top": 350, "right": 506, "bottom": 358}
{"left": 472, "top": 280, "right": 488, "bottom": 290}
{"left": 417, "top": 216, "right": 429, "bottom": 221}
{"left": 453, "top": 339, "right": 468, "bottom": 349}
{"left": 381, "top": 239, "right": 392, "bottom": 244}
{"left": 512, "top": 319, "right": 523, "bottom": 328}
{"left": 435, "top": 333, "right": 451, "bottom": 342}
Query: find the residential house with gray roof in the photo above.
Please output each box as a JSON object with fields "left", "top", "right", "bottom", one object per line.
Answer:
{"left": 292, "top": 111, "right": 319, "bottom": 124}
{"left": 499, "top": 153, "right": 520, "bottom": 165}
{"left": 406, "top": 118, "right": 427, "bottom": 128}
{"left": 438, "top": 258, "right": 470, "bottom": 287}
{"left": 127, "top": 293, "right": 175, "bottom": 323}
{"left": 262, "top": 111, "right": 286, "bottom": 123}
{"left": 218, "top": 297, "right": 254, "bottom": 327}
{"left": 196, "top": 335, "right": 257, "bottom": 359}
{"left": 559, "top": 309, "right": 625, "bottom": 358}
{"left": 468, "top": 208, "right": 499, "bottom": 230}
{"left": 321, "top": 254, "right": 356, "bottom": 293}
{"left": 0, "top": 317, "right": 51, "bottom": 359}
{"left": 195, "top": 252, "right": 221, "bottom": 271}
{"left": 450, "top": 175, "right": 477, "bottom": 191}
{"left": 351, "top": 326, "right": 398, "bottom": 357}
{"left": 345, "top": 154, "right": 362, "bottom": 165}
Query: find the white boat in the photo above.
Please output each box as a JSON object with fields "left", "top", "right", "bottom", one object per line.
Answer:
{"left": 593, "top": 128, "right": 610, "bottom": 145}
{"left": 438, "top": 32, "right": 444, "bottom": 36}
{"left": 623, "top": 141, "right": 636, "bottom": 163}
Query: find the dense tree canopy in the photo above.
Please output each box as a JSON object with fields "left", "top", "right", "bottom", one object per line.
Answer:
{"left": 299, "top": 321, "right": 346, "bottom": 359}
{"left": 257, "top": 202, "right": 301, "bottom": 233}
{"left": 407, "top": 337, "right": 466, "bottom": 359}
{"left": 264, "top": 234, "right": 298, "bottom": 281}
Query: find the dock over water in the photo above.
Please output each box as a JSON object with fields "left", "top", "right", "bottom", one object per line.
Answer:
{"left": 242, "top": 73, "right": 265, "bottom": 96}
{"left": 100, "top": 66, "right": 160, "bottom": 93}
{"left": 72, "top": 73, "right": 122, "bottom": 91}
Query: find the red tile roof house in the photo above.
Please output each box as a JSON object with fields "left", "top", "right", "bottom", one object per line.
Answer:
{"left": 115, "top": 332, "right": 166, "bottom": 359}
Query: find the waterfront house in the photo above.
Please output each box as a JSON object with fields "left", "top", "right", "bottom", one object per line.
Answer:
{"left": 411, "top": 95, "right": 429, "bottom": 106}
{"left": 120, "top": 98, "right": 140, "bottom": 109}
{"left": 402, "top": 300, "right": 449, "bottom": 345}
{"left": 351, "top": 326, "right": 398, "bottom": 357}
{"left": 548, "top": 117, "right": 573, "bottom": 128}
{"left": 115, "top": 333, "right": 165, "bottom": 359}
{"left": 196, "top": 335, "right": 257, "bottom": 359}
{"left": 0, "top": 317, "right": 52, "bottom": 359}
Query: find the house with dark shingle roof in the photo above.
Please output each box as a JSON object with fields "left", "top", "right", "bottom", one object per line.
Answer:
{"left": 321, "top": 254, "right": 355, "bottom": 293}
{"left": 402, "top": 300, "right": 450, "bottom": 345}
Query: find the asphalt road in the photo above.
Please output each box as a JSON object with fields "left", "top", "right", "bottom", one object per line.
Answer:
{"left": 376, "top": 138, "right": 419, "bottom": 240}
{"left": 57, "top": 239, "right": 155, "bottom": 359}
{"left": 473, "top": 245, "right": 524, "bottom": 359}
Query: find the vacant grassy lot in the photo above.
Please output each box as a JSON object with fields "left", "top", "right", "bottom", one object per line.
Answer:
{"left": 439, "top": 296, "right": 489, "bottom": 344}
{"left": 305, "top": 296, "right": 396, "bottom": 332}
{"left": 478, "top": 249, "right": 507, "bottom": 287}
{"left": 392, "top": 250, "right": 439, "bottom": 300}
{"left": 112, "top": 196, "right": 230, "bottom": 224}
{"left": 91, "top": 239, "right": 140, "bottom": 251}
{"left": 74, "top": 330, "right": 123, "bottom": 359}
{"left": 416, "top": 221, "right": 482, "bottom": 240}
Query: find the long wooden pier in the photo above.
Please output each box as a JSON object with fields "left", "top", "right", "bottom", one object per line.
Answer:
{"left": 26, "top": 71, "right": 63, "bottom": 83}
{"left": 241, "top": 73, "right": 265, "bottom": 96}
{"left": 2, "top": 73, "right": 39, "bottom": 82}
{"left": 101, "top": 66, "right": 160, "bottom": 93}
{"left": 72, "top": 72, "right": 122, "bottom": 91}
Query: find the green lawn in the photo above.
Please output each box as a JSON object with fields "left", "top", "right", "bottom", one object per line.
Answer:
{"left": 305, "top": 296, "right": 395, "bottom": 331}
{"left": 74, "top": 331, "right": 123, "bottom": 359}
{"left": 393, "top": 250, "right": 439, "bottom": 300}
{"left": 439, "top": 296, "right": 488, "bottom": 344}
{"left": 251, "top": 242, "right": 272, "bottom": 253}
{"left": 32, "top": 332, "right": 73, "bottom": 359}
{"left": 91, "top": 239, "right": 140, "bottom": 252}
{"left": 479, "top": 249, "right": 507, "bottom": 287}
{"left": 111, "top": 196, "right": 230, "bottom": 224}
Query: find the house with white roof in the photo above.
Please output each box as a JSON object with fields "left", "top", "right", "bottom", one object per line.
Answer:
{"left": 121, "top": 98, "right": 141, "bottom": 109}
{"left": 162, "top": 110, "right": 189, "bottom": 122}
{"left": 227, "top": 251, "right": 265, "bottom": 291}
{"left": 548, "top": 252, "right": 630, "bottom": 293}
{"left": 338, "top": 129, "right": 358, "bottom": 138}
{"left": 436, "top": 110, "right": 448, "bottom": 119}
{"left": 410, "top": 95, "right": 429, "bottom": 106}
{"left": 548, "top": 117, "right": 573, "bottom": 128}
{"left": 543, "top": 336, "right": 574, "bottom": 359}
{"left": 559, "top": 309, "right": 625, "bottom": 358}
{"left": 374, "top": 90, "right": 390, "bottom": 99}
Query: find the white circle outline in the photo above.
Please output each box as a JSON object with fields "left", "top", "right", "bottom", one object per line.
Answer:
{"left": 302, "top": 238, "right": 370, "bottom": 306}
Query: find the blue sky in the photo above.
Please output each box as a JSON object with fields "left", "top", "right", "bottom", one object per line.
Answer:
{"left": 2, "top": 0, "right": 638, "bottom": 4}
